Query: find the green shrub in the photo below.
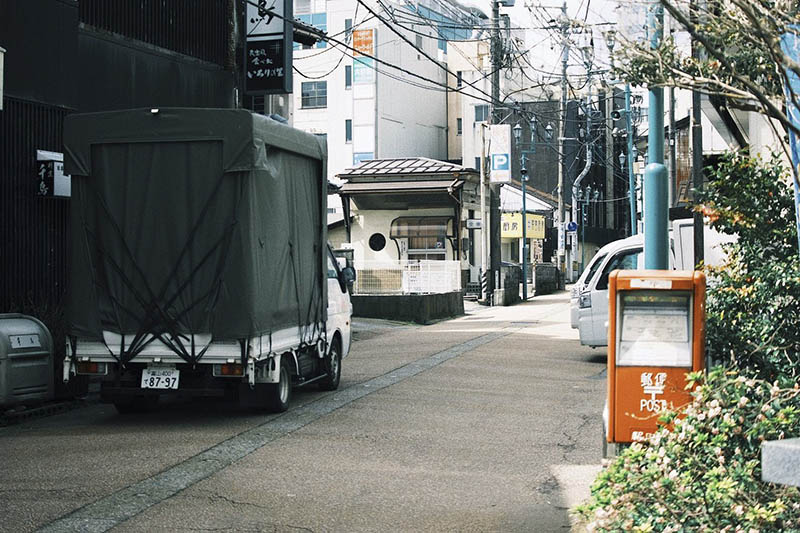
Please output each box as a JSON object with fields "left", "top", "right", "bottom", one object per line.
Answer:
{"left": 698, "top": 151, "right": 800, "bottom": 380}
{"left": 576, "top": 367, "right": 800, "bottom": 532}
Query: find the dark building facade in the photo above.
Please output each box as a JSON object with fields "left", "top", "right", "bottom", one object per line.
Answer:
{"left": 1, "top": 1, "right": 236, "bottom": 367}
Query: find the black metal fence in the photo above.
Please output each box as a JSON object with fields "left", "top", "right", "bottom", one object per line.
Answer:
{"left": 0, "top": 98, "right": 71, "bottom": 310}
{"left": 79, "top": 0, "right": 230, "bottom": 66}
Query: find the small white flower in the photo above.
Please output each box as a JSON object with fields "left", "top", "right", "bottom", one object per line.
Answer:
{"left": 738, "top": 396, "right": 749, "bottom": 407}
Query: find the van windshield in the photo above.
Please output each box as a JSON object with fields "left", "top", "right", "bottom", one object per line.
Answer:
{"left": 582, "top": 254, "right": 607, "bottom": 284}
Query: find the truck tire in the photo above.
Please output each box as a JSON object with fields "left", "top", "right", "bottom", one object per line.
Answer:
{"left": 265, "top": 359, "right": 291, "bottom": 412}
{"left": 318, "top": 339, "right": 341, "bottom": 391}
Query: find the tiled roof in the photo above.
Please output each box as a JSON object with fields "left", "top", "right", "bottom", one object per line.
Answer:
{"left": 337, "top": 157, "right": 476, "bottom": 178}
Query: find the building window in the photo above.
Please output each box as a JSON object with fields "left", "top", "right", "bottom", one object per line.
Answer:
{"left": 295, "top": 12, "right": 326, "bottom": 49}
{"left": 390, "top": 216, "right": 454, "bottom": 261}
{"left": 456, "top": 118, "right": 462, "bottom": 136}
{"left": 416, "top": 34, "right": 423, "bottom": 59}
{"left": 474, "top": 157, "right": 481, "bottom": 171}
{"left": 456, "top": 71, "right": 463, "bottom": 88}
{"left": 312, "top": 13, "right": 327, "bottom": 48}
{"left": 369, "top": 233, "right": 386, "bottom": 252}
{"left": 345, "top": 65, "right": 352, "bottom": 89}
{"left": 301, "top": 81, "right": 327, "bottom": 108}
{"left": 474, "top": 105, "right": 489, "bottom": 123}
{"left": 345, "top": 119, "right": 352, "bottom": 143}
{"left": 345, "top": 18, "right": 352, "bottom": 38}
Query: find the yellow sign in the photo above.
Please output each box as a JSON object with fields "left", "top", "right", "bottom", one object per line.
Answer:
{"left": 501, "top": 213, "right": 545, "bottom": 239}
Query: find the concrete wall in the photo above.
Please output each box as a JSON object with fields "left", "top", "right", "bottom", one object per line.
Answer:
{"left": 351, "top": 291, "right": 464, "bottom": 324}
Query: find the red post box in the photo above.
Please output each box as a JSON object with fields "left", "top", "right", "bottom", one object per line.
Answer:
{"left": 607, "top": 270, "right": 706, "bottom": 444}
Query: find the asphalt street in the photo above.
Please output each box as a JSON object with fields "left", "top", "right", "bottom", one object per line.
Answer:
{"left": 0, "top": 289, "right": 606, "bottom": 532}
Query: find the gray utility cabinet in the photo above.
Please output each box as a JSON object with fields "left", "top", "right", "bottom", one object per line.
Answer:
{"left": 0, "top": 314, "right": 54, "bottom": 406}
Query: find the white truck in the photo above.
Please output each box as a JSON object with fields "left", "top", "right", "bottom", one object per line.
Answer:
{"left": 61, "top": 108, "right": 353, "bottom": 413}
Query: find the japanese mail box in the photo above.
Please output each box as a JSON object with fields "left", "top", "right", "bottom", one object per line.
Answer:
{"left": 607, "top": 270, "right": 706, "bottom": 443}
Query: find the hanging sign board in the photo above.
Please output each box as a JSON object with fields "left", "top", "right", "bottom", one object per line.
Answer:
{"left": 501, "top": 213, "right": 545, "bottom": 239}
{"left": 245, "top": 0, "right": 293, "bottom": 94}
{"left": 466, "top": 219, "right": 482, "bottom": 229}
{"left": 488, "top": 124, "right": 511, "bottom": 184}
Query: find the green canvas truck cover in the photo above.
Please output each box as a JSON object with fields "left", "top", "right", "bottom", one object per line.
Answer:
{"left": 63, "top": 108, "right": 327, "bottom": 364}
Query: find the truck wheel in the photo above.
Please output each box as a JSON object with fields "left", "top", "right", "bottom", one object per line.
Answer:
{"left": 318, "top": 340, "right": 341, "bottom": 391}
{"left": 265, "top": 359, "right": 291, "bottom": 412}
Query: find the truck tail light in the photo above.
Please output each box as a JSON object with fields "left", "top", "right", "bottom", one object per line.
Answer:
{"left": 213, "top": 363, "right": 244, "bottom": 377}
{"left": 75, "top": 362, "right": 108, "bottom": 375}
{"left": 579, "top": 292, "right": 592, "bottom": 309}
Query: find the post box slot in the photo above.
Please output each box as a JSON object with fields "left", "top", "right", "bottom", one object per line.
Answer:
{"left": 617, "top": 290, "right": 693, "bottom": 367}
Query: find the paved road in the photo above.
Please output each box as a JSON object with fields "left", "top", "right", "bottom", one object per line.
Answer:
{"left": 0, "top": 290, "right": 605, "bottom": 532}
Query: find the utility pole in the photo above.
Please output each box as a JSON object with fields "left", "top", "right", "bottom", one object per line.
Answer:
{"left": 557, "top": 0, "right": 568, "bottom": 288}
{"left": 625, "top": 84, "right": 637, "bottom": 235}
{"left": 480, "top": 124, "right": 489, "bottom": 302}
{"left": 644, "top": 2, "right": 669, "bottom": 269}
{"left": 669, "top": 87, "right": 677, "bottom": 207}
{"left": 488, "top": 0, "right": 502, "bottom": 302}
{"left": 691, "top": 0, "right": 704, "bottom": 268}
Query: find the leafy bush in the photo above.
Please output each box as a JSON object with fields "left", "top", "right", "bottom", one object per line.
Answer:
{"left": 576, "top": 368, "right": 800, "bottom": 532}
{"left": 698, "top": 151, "right": 800, "bottom": 380}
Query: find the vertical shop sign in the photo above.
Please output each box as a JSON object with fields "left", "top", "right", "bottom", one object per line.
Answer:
{"left": 246, "top": 0, "right": 293, "bottom": 94}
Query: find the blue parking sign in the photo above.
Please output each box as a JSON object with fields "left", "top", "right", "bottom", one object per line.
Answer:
{"left": 491, "top": 154, "right": 509, "bottom": 171}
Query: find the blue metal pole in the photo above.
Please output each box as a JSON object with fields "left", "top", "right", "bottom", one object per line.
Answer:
{"left": 780, "top": 28, "right": 800, "bottom": 256}
{"left": 645, "top": 2, "right": 669, "bottom": 270}
{"left": 521, "top": 157, "right": 528, "bottom": 301}
{"left": 625, "top": 85, "right": 636, "bottom": 236}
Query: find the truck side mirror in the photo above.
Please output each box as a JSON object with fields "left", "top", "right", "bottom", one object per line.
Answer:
{"left": 339, "top": 266, "right": 356, "bottom": 291}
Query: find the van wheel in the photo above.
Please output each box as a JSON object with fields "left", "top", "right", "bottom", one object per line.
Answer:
{"left": 318, "top": 340, "right": 341, "bottom": 391}
{"left": 265, "top": 359, "right": 291, "bottom": 412}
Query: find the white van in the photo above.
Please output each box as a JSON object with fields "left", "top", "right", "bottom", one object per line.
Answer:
{"left": 571, "top": 218, "right": 733, "bottom": 348}
{"left": 573, "top": 235, "right": 668, "bottom": 347}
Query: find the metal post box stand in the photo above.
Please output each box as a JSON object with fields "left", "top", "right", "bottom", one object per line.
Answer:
{"left": 0, "top": 314, "right": 55, "bottom": 407}
{"left": 606, "top": 270, "right": 706, "bottom": 447}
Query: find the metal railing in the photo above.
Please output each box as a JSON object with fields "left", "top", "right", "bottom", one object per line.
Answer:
{"left": 353, "top": 260, "right": 461, "bottom": 295}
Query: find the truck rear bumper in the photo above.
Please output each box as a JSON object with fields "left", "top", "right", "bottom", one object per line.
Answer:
{"left": 100, "top": 385, "right": 229, "bottom": 400}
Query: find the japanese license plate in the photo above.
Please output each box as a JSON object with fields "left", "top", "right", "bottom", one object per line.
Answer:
{"left": 141, "top": 367, "right": 180, "bottom": 390}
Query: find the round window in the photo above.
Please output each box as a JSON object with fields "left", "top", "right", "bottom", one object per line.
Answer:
{"left": 369, "top": 233, "right": 386, "bottom": 252}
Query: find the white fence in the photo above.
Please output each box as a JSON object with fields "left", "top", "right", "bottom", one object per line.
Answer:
{"left": 353, "top": 260, "right": 461, "bottom": 295}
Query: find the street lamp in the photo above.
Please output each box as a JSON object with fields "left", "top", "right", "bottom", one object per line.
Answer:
{"left": 512, "top": 117, "right": 553, "bottom": 301}
{"left": 512, "top": 122, "right": 529, "bottom": 300}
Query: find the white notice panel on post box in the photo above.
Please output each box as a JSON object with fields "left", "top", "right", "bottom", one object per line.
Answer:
{"left": 617, "top": 291, "right": 693, "bottom": 367}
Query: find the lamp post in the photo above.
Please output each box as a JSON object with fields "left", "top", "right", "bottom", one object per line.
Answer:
{"left": 512, "top": 122, "right": 529, "bottom": 301}
{"left": 645, "top": 2, "right": 669, "bottom": 269}
{"left": 513, "top": 118, "right": 553, "bottom": 301}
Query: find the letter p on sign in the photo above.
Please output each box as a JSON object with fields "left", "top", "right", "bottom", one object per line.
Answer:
{"left": 491, "top": 154, "right": 509, "bottom": 171}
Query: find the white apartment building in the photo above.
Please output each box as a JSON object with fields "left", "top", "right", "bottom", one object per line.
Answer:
{"left": 291, "top": 0, "right": 482, "bottom": 185}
